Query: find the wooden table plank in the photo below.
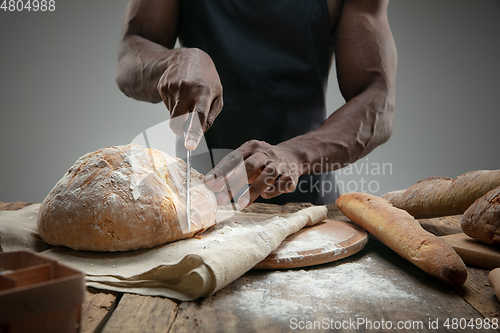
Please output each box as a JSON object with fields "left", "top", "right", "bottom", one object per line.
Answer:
{"left": 81, "top": 289, "right": 119, "bottom": 333}
{"left": 102, "top": 293, "right": 178, "bottom": 333}
{"left": 419, "top": 215, "right": 463, "bottom": 236}
{"left": 169, "top": 238, "right": 496, "bottom": 333}
{"left": 455, "top": 266, "right": 500, "bottom": 319}
{"left": 0, "top": 201, "right": 33, "bottom": 211}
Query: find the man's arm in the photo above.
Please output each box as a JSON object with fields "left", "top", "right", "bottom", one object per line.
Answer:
{"left": 291, "top": 0, "right": 397, "bottom": 170}
{"left": 206, "top": 0, "right": 397, "bottom": 206}
{"left": 116, "top": 0, "right": 179, "bottom": 103}
{"left": 116, "top": 0, "right": 223, "bottom": 150}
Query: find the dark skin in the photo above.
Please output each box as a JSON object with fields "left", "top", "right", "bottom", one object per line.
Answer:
{"left": 116, "top": 0, "right": 397, "bottom": 208}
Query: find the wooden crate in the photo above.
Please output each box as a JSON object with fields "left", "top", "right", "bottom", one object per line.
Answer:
{"left": 0, "top": 251, "right": 85, "bottom": 333}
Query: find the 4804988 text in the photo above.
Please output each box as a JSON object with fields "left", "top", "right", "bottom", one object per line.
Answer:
{"left": 1, "top": 0, "right": 55, "bottom": 11}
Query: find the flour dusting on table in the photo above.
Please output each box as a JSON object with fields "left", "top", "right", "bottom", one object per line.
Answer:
{"left": 231, "top": 256, "right": 421, "bottom": 318}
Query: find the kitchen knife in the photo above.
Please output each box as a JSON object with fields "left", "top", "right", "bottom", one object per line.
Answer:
{"left": 186, "top": 147, "right": 192, "bottom": 234}
{"left": 183, "top": 112, "right": 193, "bottom": 235}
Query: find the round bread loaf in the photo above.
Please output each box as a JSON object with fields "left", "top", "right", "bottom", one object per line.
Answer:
{"left": 37, "top": 144, "right": 217, "bottom": 251}
{"left": 461, "top": 186, "right": 500, "bottom": 247}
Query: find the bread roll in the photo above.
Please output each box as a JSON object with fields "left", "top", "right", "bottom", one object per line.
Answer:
{"left": 382, "top": 170, "right": 500, "bottom": 218}
{"left": 336, "top": 192, "right": 467, "bottom": 285}
{"left": 461, "top": 186, "right": 500, "bottom": 247}
{"left": 37, "top": 144, "right": 217, "bottom": 251}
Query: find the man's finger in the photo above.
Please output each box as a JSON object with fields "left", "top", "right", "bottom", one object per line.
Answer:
{"left": 205, "top": 150, "right": 245, "bottom": 187}
{"left": 238, "top": 164, "right": 280, "bottom": 207}
{"left": 215, "top": 161, "right": 248, "bottom": 205}
{"left": 237, "top": 187, "right": 252, "bottom": 209}
{"left": 247, "top": 169, "right": 263, "bottom": 184}
{"left": 205, "top": 95, "right": 223, "bottom": 132}
{"left": 237, "top": 140, "right": 266, "bottom": 160}
{"left": 185, "top": 106, "right": 207, "bottom": 151}
{"left": 243, "top": 150, "right": 272, "bottom": 179}
{"left": 262, "top": 173, "right": 296, "bottom": 199}
{"left": 169, "top": 102, "right": 190, "bottom": 137}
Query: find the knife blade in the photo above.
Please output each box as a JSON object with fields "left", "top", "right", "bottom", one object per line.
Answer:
{"left": 186, "top": 148, "right": 192, "bottom": 234}
{"left": 183, "top": 112, "right": 193, "bottom": 235}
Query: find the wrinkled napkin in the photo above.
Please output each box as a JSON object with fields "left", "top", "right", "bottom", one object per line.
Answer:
{"left": 0, "top": 204, "right": 326, "bottom": 301}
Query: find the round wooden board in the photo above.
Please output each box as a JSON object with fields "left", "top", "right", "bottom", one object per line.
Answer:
{"left": 253, "top": 219, "right": 368, "bottom": 270}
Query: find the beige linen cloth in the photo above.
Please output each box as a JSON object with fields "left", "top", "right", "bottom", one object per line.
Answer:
{"left": 0, "top": 204, "right": 326, "bottom": 301}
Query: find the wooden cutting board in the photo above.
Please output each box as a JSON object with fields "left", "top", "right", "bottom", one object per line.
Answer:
{"left": 253, "top": 219, "right": 368, "bottom": 270}
{"left": 441, "top": 233, "right": 500, "bottom": 269}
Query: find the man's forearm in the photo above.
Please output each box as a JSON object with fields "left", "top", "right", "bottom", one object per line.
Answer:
{"left": 282, "top": 0, "right": 397, "bottom": 177}
{"left": 281, "top": 84, "right": 395, "bottom": 175}
{"left": 116, "top": 34, "right": 173, "bottom": 103}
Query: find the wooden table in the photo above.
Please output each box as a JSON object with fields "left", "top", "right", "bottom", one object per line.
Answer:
{"left": 3, "top": 202, "right": 500, "bottom": 332}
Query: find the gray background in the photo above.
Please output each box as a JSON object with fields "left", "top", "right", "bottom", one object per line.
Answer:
{"left": 0, "top": 1, "right": 499, "bottom": 203}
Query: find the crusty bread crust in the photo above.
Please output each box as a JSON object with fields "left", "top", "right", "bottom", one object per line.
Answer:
{"left": 37, "top": 144, "right": 217, "bottom": 251}
{"left": 382, "top": 170, "right": 500, "bottom": 218}
{"left": 336, "top": 192, "right": 467, "bottom": 286}
{"left": 461, "top": 186, "right": 500, "bottom": 247}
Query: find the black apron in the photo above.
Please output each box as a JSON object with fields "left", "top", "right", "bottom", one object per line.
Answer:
{"left": 177, "top": 0, "right": 339, "bottom": 204}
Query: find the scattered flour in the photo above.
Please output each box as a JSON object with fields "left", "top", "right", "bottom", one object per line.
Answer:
{"left": 231, "top": 256, "right": 421, "bottom": 318}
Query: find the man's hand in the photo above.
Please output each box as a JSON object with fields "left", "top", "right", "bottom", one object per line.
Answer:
{"left": 116, "top": 0, "right": 223, "bottom": 151}
{"left": 158, "top": 48, "right": 223, "bottom": 151}
{"left": 204, "top": 140, "right": 304, "bottom": 208}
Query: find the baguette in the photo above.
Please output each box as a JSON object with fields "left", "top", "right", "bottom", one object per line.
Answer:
{"left": 461, "top": 186, "right": 500, "bottom": 247}
{"left": 336, "top": 192, "right": 467, "bottom": 285}
{"left": 382, "top": 170, "right": 500, "bottom": 218}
